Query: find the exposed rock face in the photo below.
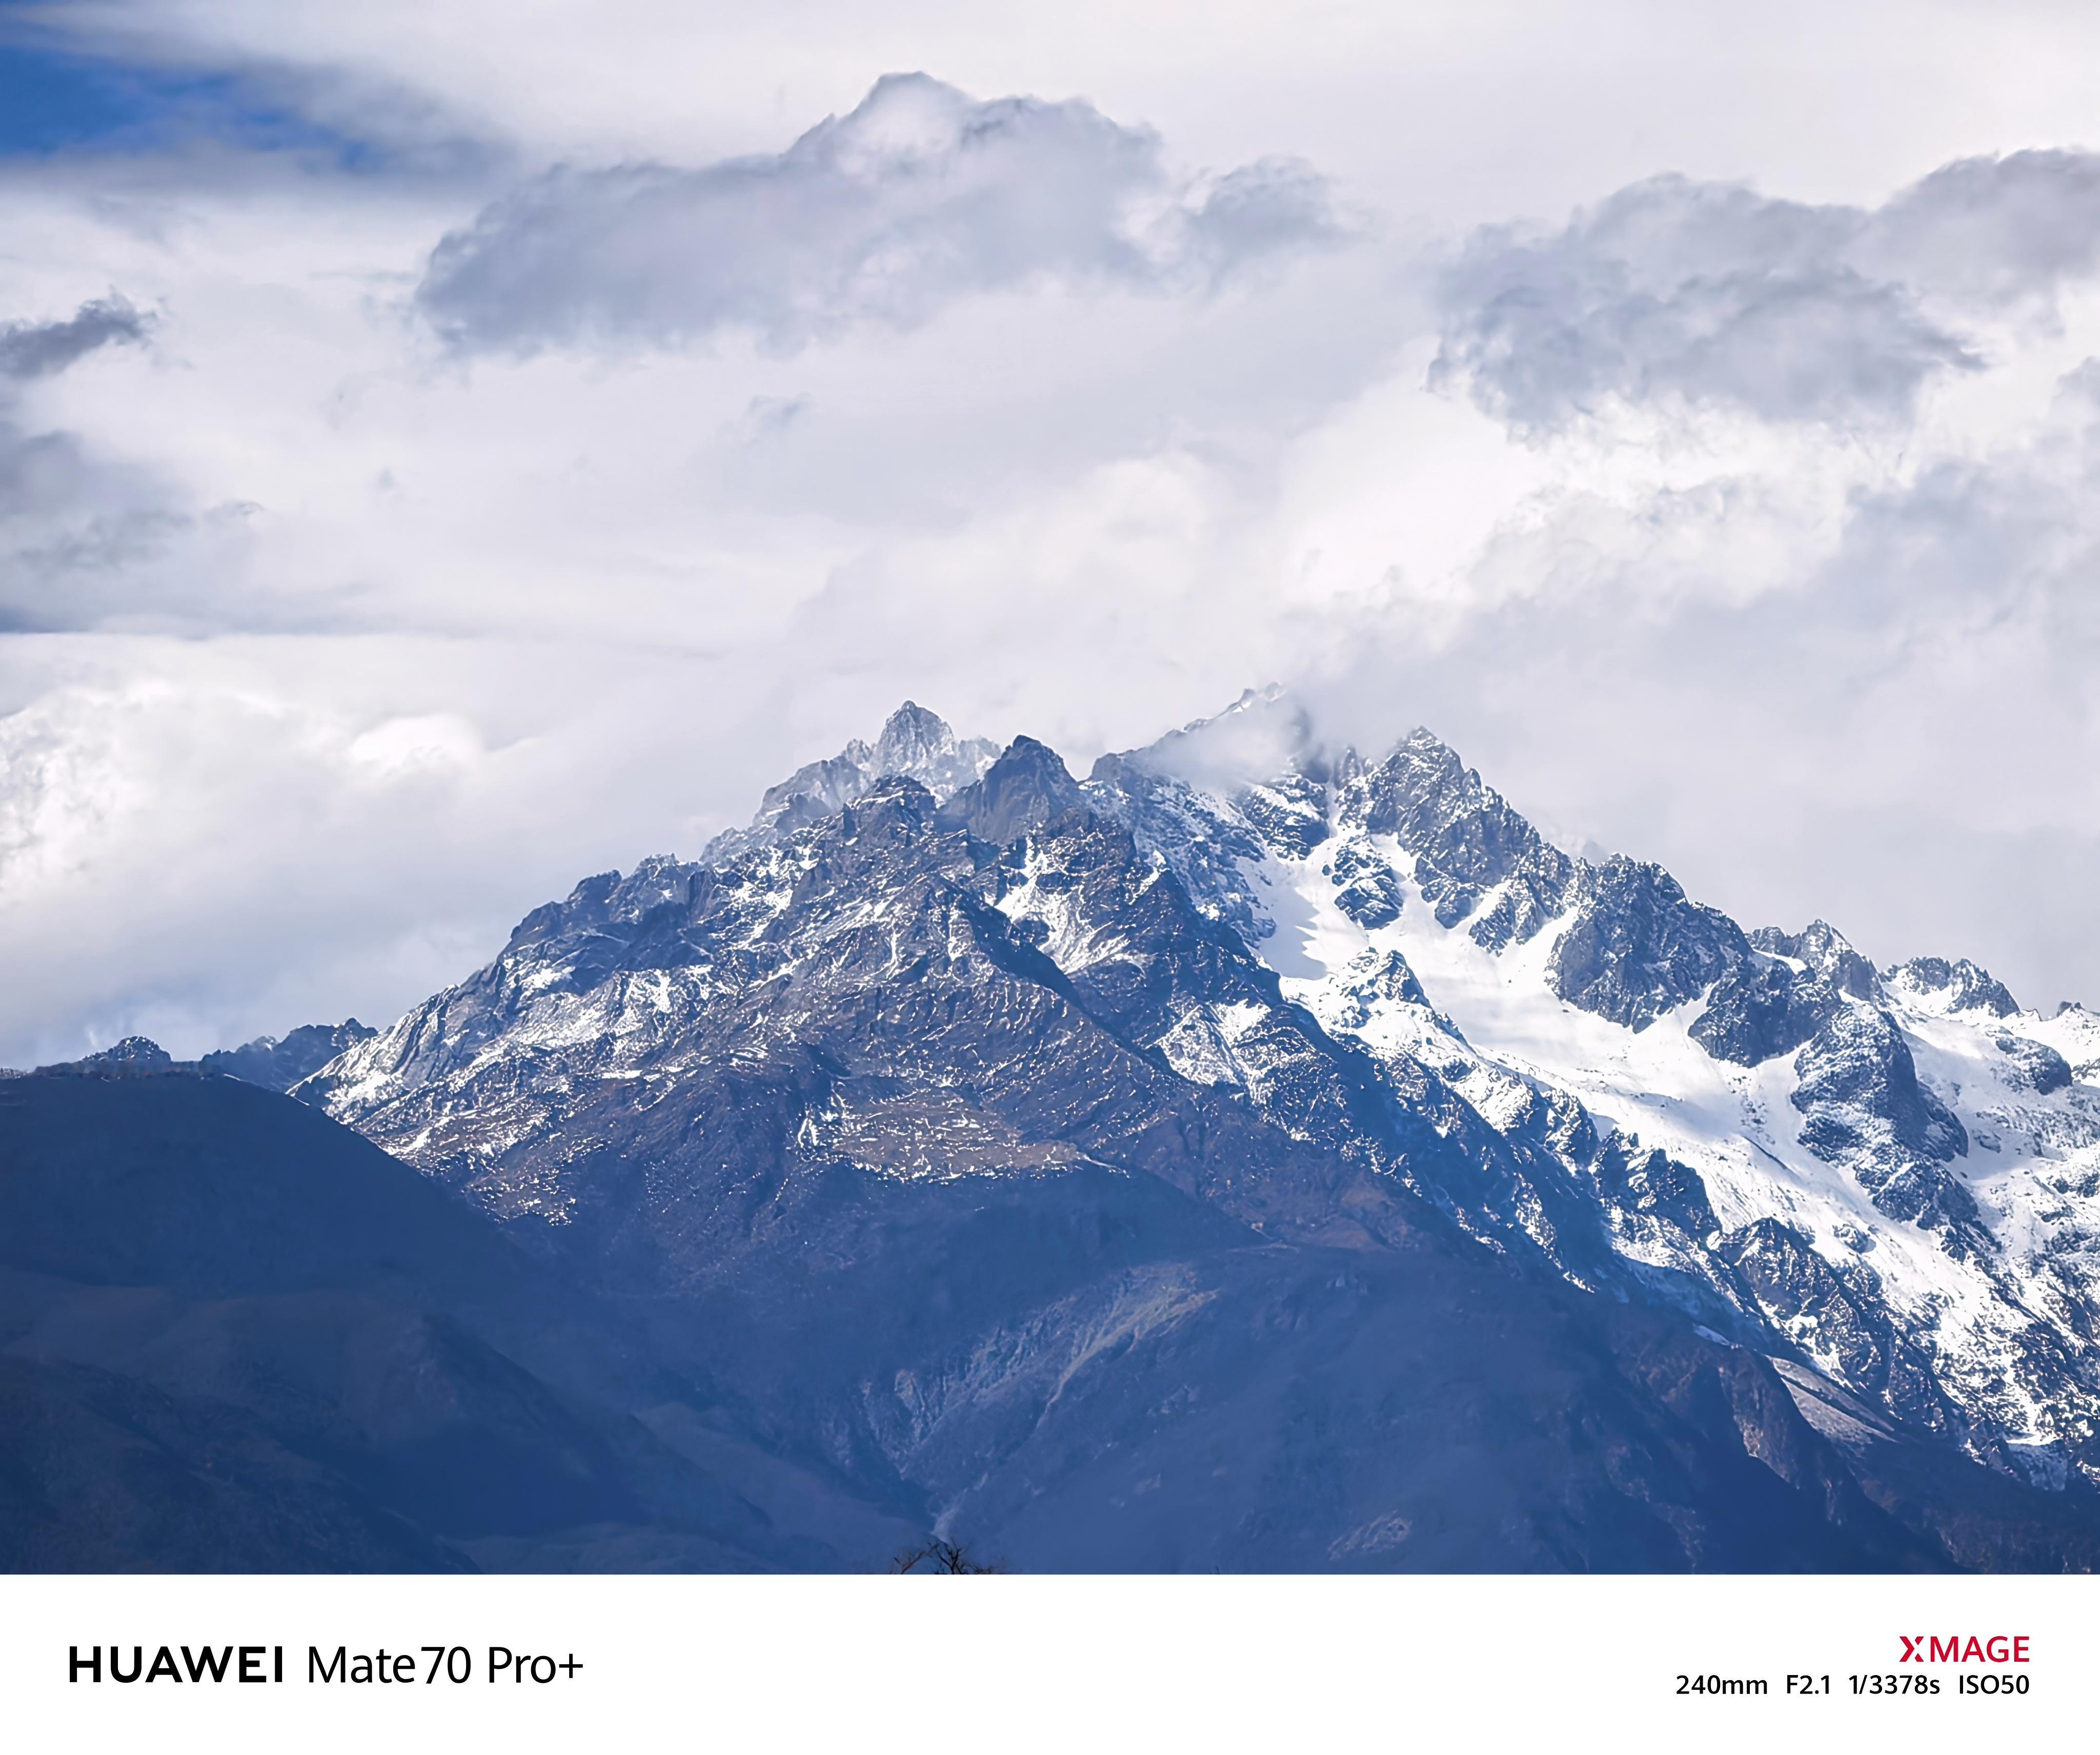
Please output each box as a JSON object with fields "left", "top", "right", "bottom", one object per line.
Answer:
{"left": 1339, "top": 728, "right": 1574, "bottom": 949}
{"left": 1690, "top": 958, "right": 1843, "bottom": 1067}
{"left": 938, "top": 736, "right": 1088, "bottom": 846}
{"left": 201, "top": 1019, "right": 377, "bottom": 1093}
{"left": 1233, "top": 765, "right": 1330, "bottom": 860}
{"left": 1691, "top": 918, "right": 1881, "bottom": 1067}
{"left": 1997, "top": 1034, "right": 2074, "bottom": 1096}
{"left": 868, "top": 699, "right": 1004, "bottom": 798}
{"left": 700, "top": 701, "right": 998, "bottom": 866}
{"left": 1888, "top": 956, "right": 2021, "bottom": 1019}
{"left": 1751, "top": 921, "right": 1880, "bottom": 999}
{"left": 1591, "top": 1137, "right": 1720, "bottom": 1256}
{"left": 1326, "top": 838, "right": 1404, "bottom": 930}
{"left": 1712, "top": 1219, "right": 1955, "bottom": 1436}
{"left": 1331, "top": 949, "right": 1429, "bottom": 1021}
{"left": 1546, "top": 857, "right": 1745, "bottom": 1031}
{"left": 1083, "top": 753, "right": 1274, "bottom": 951}
{"left": 1790, "top": 1005, "right": 1977, "bottom": 1243}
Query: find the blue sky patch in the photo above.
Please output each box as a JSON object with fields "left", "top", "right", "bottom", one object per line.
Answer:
{"left": 0, "top": 30, "right": 392, "bottom": 165}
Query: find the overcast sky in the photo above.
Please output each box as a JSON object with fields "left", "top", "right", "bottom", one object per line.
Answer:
{"left": 2, "top": 0, "right": 2098, "bottom": 1064}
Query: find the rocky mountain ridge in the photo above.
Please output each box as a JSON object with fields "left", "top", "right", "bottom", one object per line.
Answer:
{"left": 24, "top": 1022, "right": 377, "bottom": 1095}
{"left": 276, "top": 695, "right": 2100, "bottom": 1563}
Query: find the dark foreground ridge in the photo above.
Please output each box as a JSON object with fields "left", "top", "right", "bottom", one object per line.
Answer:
{"left": 0, "top": 1067, "right": 879, "bottom": 1570}
{"left": 12, "top": 1064, "right": 2097, "bottom": 1570}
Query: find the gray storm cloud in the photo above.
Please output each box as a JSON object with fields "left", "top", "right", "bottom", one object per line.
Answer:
{"left": 0, "top": 294, "right": 184, "bottom": 635}
{"left": 1433, "top": 151, "right": 2100, "bottom": 433}
{"left": 0, "top": 295, "right": 152, "bottom": 381}
{"left": 416, "top": 72, "right": 1344, "bottom": 355}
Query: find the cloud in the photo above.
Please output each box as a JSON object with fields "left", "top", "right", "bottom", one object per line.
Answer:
{"left": 1432, "top": 174, "right": 1977, "bottom": 432}
{"left": 416, "top": 72, "right": 1344, "bottom": 355}
{"left": 0, "top": 295, "right": 243, "bottom": 639}
{"left": 4, "top": 16, "right": 2100, "bottom": 1073}
{"left": 0, "top": 294, "right": 151, "bottom": 379}
{"left": 0, "top": 293, "right": 191, "bottom": 633}
{"left": 1860, "top": 150, "right": 2100, "bottom": 311}
{"left": 1279, "top": 333, "right": 2100, "bottom": 1014}
{"left": 0, "top": 635, "right": 770, "bottom": 1066}
{"left": 1433, "top": 151, "right": 2100, "bottom": 435}
{"left": 0, "top": 669, "right": 501, "bottom": 1064}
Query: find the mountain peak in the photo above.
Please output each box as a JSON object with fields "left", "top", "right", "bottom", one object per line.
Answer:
{"left": 1887, "top": 956, "right": 2020, "bottom": 1018}
{"left": 201, "top": 1018, "right": 378, "bottom": 1093}
{"left": 1750, "top": 921, "right": 1879, "bottom": 999}
{"left": 878, "top": 698, "right": 943, "bottom": 740}
{"left": 940, "top": 735, "right": 1087, "bottom": 844}
{"left": 702, "top": 701, "right": 999, "bottom": 865}
{"left": 34, "top": 1035, "right": 176, "bottom": 1078}
{"left": 871, "top": 700, "right": 1000, "bottom": 795}
{"left": 1392, "top": 723, "right": 1459, "bottom": 762}
{"left": 1117, "top": 685, "right": 1320, "bottom": 792}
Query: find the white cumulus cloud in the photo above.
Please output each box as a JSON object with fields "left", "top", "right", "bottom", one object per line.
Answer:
{"left": 416, "top": 72, "right": 1345, "bottom": 355}
{"left": 1433, "top": 151, "right": 2100, "bottom": 434}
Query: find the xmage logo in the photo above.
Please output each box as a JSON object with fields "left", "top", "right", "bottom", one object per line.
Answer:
{"left": 1898, "top": 1636, "right": 2030, "bottom": 1664}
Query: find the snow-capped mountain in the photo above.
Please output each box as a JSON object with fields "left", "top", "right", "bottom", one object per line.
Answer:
{"left": 1083, "top": 689, "right": 2100, "bottom": 1485}
{"left": 1097, "top": 689, "right": 2100, "bottom": 1486}
{"left": 295, "top": 694, "right": 2100, "bottom": 1565}
{"left": 697, "top": 700, "right": 999, "bottom": 867}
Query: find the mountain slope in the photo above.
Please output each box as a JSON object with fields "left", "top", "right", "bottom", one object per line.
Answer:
{"left": 0, "top": 1065, "right": 891, "bottom": 1570}
{"left": 1093, "top": 689, "right": 2100, "bottom": 1487}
